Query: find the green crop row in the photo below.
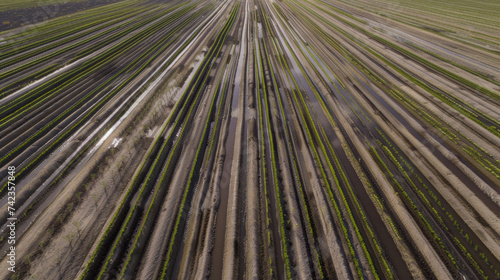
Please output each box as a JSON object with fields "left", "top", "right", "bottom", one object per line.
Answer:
{"left": 377, "top": 140, "right": 494, "bottom": 278}
{"left": 323, "top": 128, "right": 394, "bottom": 280}
{"left": 0, "top": 63, "right": 60, "bottom": 96}
{"left": 90, "top": 5, "right": 220, "bottom": 279}
{"left": 252, "top": 12, "right": 276, "bottom": 277}
{"left": 262, "top": 12, "right": 325, "bottom": 278}
{"left": 385, "top": 80, "right": 500, "bottom": 181}
{"left": 0, "top": 3, "right": 194, "bottom": 131}
{"left": 407, "top": 43, "right": 500, "bottom": 88}
{"left": 159, "top": 4, "right": 239, "bottom": 279}
{"left": 288, "top": 0, "right": 500, "bottom": 142}
{"left": 122, "top": 11, "right": 232, "bottom": 273}
{"left": 369, "top": 145, "right": 461, "bottom": 273}
{"left": 280, "top": 1, "right": 500, "bottom": 277}
{"left": 375, "top": 128, "right": 500, "bottom": 278}
{"left": 270, "top": 6, "right": 389, "bottom": 277}
{"left": 117, "top": 6, "right": 224, "bottom": 277}
{"left": 159, "top": 72, "right": 224, "bottom": 280}
{"left": 278, "top": 4, "right": 395, "bottom": 277}
{"left": 269, "top": 19, "right": 368, "bottom": 278}
{"left": 79, "top": 4, "right": 218, "bottom": 277}
{"left": 309, "top": 0, "right": 500, "bottom": 134}
{"left": 0, "top": 3, "right": 201, "bottom": 198}
{"left": 254, "top": 13, "right": 293, "bottom": 277}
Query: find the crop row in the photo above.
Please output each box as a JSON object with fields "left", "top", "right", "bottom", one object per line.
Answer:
{"left": 287, "top": 3, "right": 500, "bottom": 277}
{"left": 406, "top": 42, "right": 500, "bottom": 88}
{"left": 80, "top": 3, "right": 232, "bottom": 278}
{"left": 270, "top": 5, "right": 399, "bottom": 278}
{"left": 375, "top": 128, "right": 500, "bottom": 278}
{"left": 253, "top": 11, "right": 293, "bottom": 277}
{"left": 370, "top": 135, "right": 496, "bottom": 279}
{"left": 0, "top": 2, "right": 194, "bottom": 131}
{"left": 159, "top": 4, "right": 239, "bottom": 278}
{"left": 268, "top": 17, "right": 372, "bottom": 278}
{"left": 368, "top": 144, "right": 462, "bottom": 272}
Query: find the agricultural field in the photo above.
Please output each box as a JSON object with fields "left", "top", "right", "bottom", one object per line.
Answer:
{"left": 0, "top": 0, "right": 125, "bottom": 31}
{"left": 0, "top": 0, "right": 499, "bottom": 279}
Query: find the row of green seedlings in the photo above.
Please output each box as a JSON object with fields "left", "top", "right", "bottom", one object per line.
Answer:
{"left": 261, "top": 12, "right": 325, "bottom": 278}
{"left": 16, "top": 77, "right": 166, "bottom": 227}
{"left": 88, "top": 12, "right": 223, "bottom": 277}
{"left": 8, "top": 88, "right": 164, "bottom": 270}
{"left": 323, "top": 127, "right": 396, "bottom": 280}
{"left": 159, "top": 66, "right": 227, "bottom": 280}
{"left": 269, "top": 7, "right": 391, "bottom": 278}
{"left": 0, "top": 4, "right": 162, "bottom": 100}
{"left": 0, "top": 2, "right": 194, "bottom": 124}
{"left": 282, "top": 7, "right": 442, "bottom": 278}
{"left": 0, "top": 64, "right": 59, "bottom": 99}
{"left": 78, "top": 52, "right": 195, "bottom": 279}
{"left": 280, "top": 6, "right": 470, "bottom": 278}
{"left": 0, "top": 83, "right": 157, "bottom": 257}
{"left": 123, "top": 14, "right": 236, "bottom": 277}
{"left": 269, "top": 20, "right": 370, "bottom": 278}
{"left": 120, "top": 79, "right": 223, "bottom": 279}
{"left": 363, "top": 48, "right": 500, "bottom": 182}
{"left": 0, "top": 4, "right": 202, "bottom": 198}
{"left": 287, "top": 0, "right": 500, "bottom": 181}
{"left": 159, "top": 4, "right": 239, "bottom": 279}
{"left": 292, "top": 4, "right": 476, "bottom": 274}
{"left": 0, "top": 6, "right": 154, "bottom": 97}
{"left": 270, "top": 2, "right": 379, "bottom": 275}
{"left": 0, "top": 0, "right": 139, "bottom": 50}
{"left": 375, "top": 128, "right": 500, "bottom": 279}
{"left": 82, "top": 5, "right": 224, "bottom": 279}
{"left": 66, "top": 5, "right": 194, "bottom": 63}
{"left": 250, "top": 10, "right": 277, "bottom": 278}
{"left": 369, "top": 143, "right": 466, "bottom": 277}
{"left": 372, "top": 36, "right": 500, "bottom": 136}
{"left": 254, "top": 12, "right": 293, "bottom": 278}
{"left": 388, "top": 2, "right": 500, "bottom": 53}
{"left": 0, "top": 2, "right": 186, "bottom": 84}
{"left": 299, "top": 32, "right": 374, "bottom": 128}
{"left": 1, "top": 1, "right": 208, "bottom": 127}
{"left": 375, "top": 139, "right": 492, "bottom": 278}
